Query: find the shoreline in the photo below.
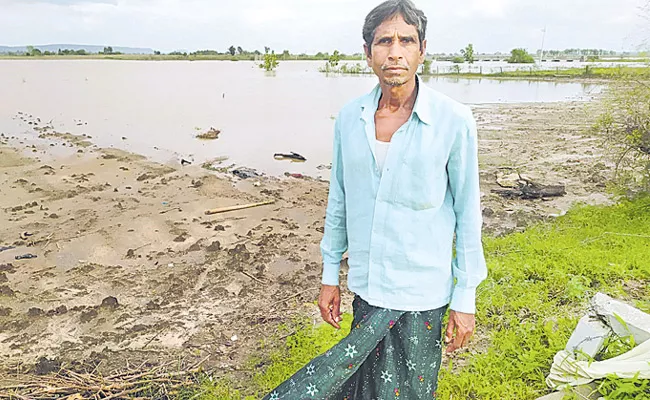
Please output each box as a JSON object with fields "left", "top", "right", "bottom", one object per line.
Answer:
{"left": 1, "top": 56, "right": 646, "bottom": 82}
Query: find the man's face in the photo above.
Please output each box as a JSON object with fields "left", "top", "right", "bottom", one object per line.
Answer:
{"left": 364, "top": 14, "right": 426, "bottom": 87}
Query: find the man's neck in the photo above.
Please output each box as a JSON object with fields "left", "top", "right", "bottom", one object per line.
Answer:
{"left": 377, "top": 77, "right": 418, "bottom": 113}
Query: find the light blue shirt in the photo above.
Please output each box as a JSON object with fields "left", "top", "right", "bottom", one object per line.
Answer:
{"left": 320, "top": 76, "right": 488, "bottom": 314}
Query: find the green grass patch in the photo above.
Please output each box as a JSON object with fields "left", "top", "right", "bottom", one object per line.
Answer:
{"left": 181, "top": 196, "right": 650, "bottom": 399}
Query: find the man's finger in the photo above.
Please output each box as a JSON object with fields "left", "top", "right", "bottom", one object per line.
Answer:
{"left": 444, "top": 318, "right": 455, "bottom": 344}
{"left": 326, "top": 311, "right": 341, "bottom": 329}
{"left": 332, "top": 294, "right": 341, "bottom": 322}
{"left": 460, "top": 331, "right": 472, "bottom": 349}
{"left": 319, "top": 300, "right": 340, "bottom": 329}
{"left": 447, "top": 328, "right": 465, "bottom": 354}
{"left": 319, "top": 302, "right": 330, "bottom": 321}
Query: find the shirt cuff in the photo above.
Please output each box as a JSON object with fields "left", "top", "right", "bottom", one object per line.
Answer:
{"left": 449, "top": 286, "right": 477, "bottom": 314}
{"left": 321, "top": 262, "right": 340, "bottom": 286}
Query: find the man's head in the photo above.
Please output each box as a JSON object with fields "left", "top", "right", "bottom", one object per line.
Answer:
{"left": 363, "top": 0, "right": 427, "bottom": 87}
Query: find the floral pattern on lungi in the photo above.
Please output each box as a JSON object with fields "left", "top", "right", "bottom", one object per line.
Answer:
{"left": 264, "top": 296, "right": 447, "bottom": 400}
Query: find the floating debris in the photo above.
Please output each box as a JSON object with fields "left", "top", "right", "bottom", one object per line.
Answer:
{"left": 232, "top": 167, "right": 261, "bottom": 180}
{"left": 197, "top": 127, "right": 221, "bottom": 140}
{"left": 274, "top": 152, "right": 306, "bottom": 162}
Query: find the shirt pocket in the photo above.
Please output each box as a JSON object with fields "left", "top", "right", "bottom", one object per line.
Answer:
{"left": 393, "top": 157, "right": 447, "bottom": 210}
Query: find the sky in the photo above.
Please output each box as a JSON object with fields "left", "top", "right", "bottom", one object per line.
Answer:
{"left": 0, "top": 0, "right": 648, "bottom": 54}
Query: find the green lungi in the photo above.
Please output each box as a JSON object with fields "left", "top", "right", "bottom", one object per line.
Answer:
{"left": 264, "top": 296, "right": 447, "bottom": 399}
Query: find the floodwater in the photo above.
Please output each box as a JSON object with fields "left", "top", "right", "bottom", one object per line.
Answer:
{"left": 0, "top": 60, "right": 602, "bottom": 176}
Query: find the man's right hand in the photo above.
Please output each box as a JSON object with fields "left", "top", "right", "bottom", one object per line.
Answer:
{"left": 318, "top": 285, "right": 341, "bottom": 329}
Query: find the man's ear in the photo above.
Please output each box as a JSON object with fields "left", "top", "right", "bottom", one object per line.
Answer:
{"left": 364, "top": 43, "right": 372, "bottom": 67}
{"left": 419, "top": 39, "right": 427, "bottom": 64}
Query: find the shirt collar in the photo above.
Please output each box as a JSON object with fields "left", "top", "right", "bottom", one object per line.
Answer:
{"left": 360, "top": 74, "right": 433, "bottom": 126}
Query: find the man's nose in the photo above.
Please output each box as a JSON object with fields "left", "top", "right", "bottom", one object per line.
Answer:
{"left": 387, "top": 41, "right": 404, "bottom": 61}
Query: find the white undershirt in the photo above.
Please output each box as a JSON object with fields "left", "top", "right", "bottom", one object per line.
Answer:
{"left": 375, "top": 140, "right": 391, "bottom": 174}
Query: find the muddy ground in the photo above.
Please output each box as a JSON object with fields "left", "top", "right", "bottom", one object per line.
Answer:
{"left": 0, "top": 100, "right": 613, "bottom": 385}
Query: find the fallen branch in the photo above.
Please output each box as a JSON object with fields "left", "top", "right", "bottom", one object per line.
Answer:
{"left": 0, "top": 363, "right": 202, "bottom": 400}
{"left": 492, "top": 184, "right": 566, "bottom": 199}
{"left": 241, "top": 271, "right": 266, "bottom": 284}
{"left": 205, "top": 200, "right": 275, "bottom": 215}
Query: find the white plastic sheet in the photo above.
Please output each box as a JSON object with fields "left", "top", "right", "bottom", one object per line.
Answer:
{"left": 546, "top": 338, "right": 650, "bottom": 389}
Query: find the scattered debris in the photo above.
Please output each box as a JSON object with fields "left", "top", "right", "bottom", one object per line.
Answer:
{"left": 19, "top": 232, "right": 34, "bottom": 240}
{"left": 232, "top": 167, "right": 261, "bottom": 179}
{"left": 15, "top": 253, "right": 37, "bottom": 260}
{"left": 285, "top": 172, "right": 304, "bottom": 179}
{"left": 0, "top": 245, "right": 16, "bottom": 253}
{"left": 492, "top": 169, "right": 565, "bottom": 199}
{"left": 196, "top": 127, "right": 221, "bottom": 140}
{"left": 317, "top": 164, "right": 332, "bottom": 170}
{"left": 180, "top": 158, "right": 192, "bottom": 166}
{"left": 274, "top": 152, "right": 306, "bottom": 162}
{"left": 205, "top": 200, "right": 275, "bottom": 215}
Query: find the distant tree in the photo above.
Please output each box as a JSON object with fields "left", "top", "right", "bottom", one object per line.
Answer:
{"left": 228, "top": 46, "right": 236, "bottom": 56}
{"left": 193, "top": 50, "right": 219, "bottom": 56}
{"left": 75, "top": 49, "right": 87, "bottom": 55}
{"left": 460, "top": 44, "right": 475, "bottom": 64}
{"left": 282, "top": 49, "right": 290, "bottom": 59}
{"left": 25, "top": 46, "right": 34, "bottom": 56}
{"left": 154, "top": 50, "right": 161, "bottom": 55}
{"left": 328, "top": 50, "right": 341, "bottom": 68}
{"left": 264, "top": 46, "right": 270, "bottom": 54}
{"left": 31, "top": 48, "right": 42, "bottom": 56}
{"left": 421, "top": 58, "right": 432, "bottom": 75}
{"left": 451, "top": 56, "right": 465, "bottom": 64}
{"left": 43, "top": 51, "right": 54, "bottom": 56}
{"left": 259, "top": 48, "right": 279, "bottom": 71}
{"left": 103, "top": 46, "right": 113, "bottom": 54}
{"left": 237, "top": 46, "right": 244, "bottom": 55}
{"left": 253, "top": 50, "right": 261, "bottom": 55}
{"left": 507, "top": 48, "right": 535, "bottom": 63}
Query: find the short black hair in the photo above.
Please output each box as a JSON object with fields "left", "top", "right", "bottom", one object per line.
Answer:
{"left": 363, "top": 0, "right": 427, "bottom": 55}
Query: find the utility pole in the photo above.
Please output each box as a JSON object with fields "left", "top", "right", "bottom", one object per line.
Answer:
{"left": 539, "top": 26, "right": 547, "bottom": 64}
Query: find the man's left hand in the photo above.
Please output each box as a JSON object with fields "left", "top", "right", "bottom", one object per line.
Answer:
{"left": 444, "top": 310, "right": 475, "bottom": 354}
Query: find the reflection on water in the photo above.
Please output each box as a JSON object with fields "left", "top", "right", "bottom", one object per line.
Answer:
{"left": 0, "top": 60, "right": 601, "bottom": 176}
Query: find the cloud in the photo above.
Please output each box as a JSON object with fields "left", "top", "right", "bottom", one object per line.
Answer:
{"left": 0, "top": 0, "right": 645, "bottom": 53}
{"left": 8, "top": 0, "right": 118, "bottom": 4}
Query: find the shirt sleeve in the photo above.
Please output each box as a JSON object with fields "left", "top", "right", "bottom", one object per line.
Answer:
{"left": 319, "top": 117, "right": 348, "bottom": 286}
{"left": 446, "top": 109, "right": 488, "bottom": 314}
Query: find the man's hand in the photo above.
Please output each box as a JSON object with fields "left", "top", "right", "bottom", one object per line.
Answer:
{"left": 318, "top": 285, "right": 341, "bottom": 329}
{"left": 444, "top": 310, "right": 475, "bottom": 353}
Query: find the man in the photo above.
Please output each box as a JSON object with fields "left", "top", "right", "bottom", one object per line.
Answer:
{"left": 264, "top": 1, "right": 487, "bottom": 398}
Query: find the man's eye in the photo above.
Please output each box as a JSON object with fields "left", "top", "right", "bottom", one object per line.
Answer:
{"left": 379, "top": 38, "right": 391, "bottom": 44}
{"left": 401, "top": 37, "right": 415, "bottom": 43}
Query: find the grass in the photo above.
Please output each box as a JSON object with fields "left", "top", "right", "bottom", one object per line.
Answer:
{"left": 433, "top": 66, "right": 650, "bottom": 80}
{"left": 177, "top": 196, "right": 650, "bottom": 399}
